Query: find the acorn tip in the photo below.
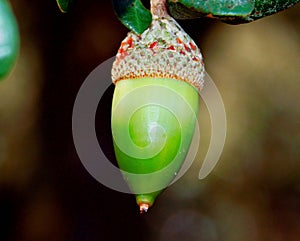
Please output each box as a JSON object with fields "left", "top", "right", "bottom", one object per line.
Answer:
{"left": 139, "top": 203, "right": 150, "bottom": 214}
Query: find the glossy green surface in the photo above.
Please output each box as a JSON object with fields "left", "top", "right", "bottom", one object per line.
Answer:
{"left": 167, "top": 0, "right": 254, "bottom": 19}
{"left": 112, "top": 0, "right": 152, "bottom": 34}
{"left": 0, "top": 0, "right": 19, "bottom": 80}
{"left": 248, "top": 0, "right": 300, "bottom": 21}
{"left": 111, "top": 77, "right": 198, "bottom": 207}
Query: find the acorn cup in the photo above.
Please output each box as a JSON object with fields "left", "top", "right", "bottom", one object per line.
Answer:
{"left": 111, "top": 0, "right": 204, "bottom": 213}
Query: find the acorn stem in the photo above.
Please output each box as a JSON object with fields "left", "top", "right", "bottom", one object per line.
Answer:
{"left": 150, "top": 0, "right": 168, "bottom": 18}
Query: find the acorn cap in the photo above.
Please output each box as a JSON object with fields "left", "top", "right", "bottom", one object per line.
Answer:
{"left": 112, "top": 11, "right": 205, "bottom": 92}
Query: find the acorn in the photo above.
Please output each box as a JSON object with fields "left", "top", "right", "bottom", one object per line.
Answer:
{"left": 0, "top": 0, "right": 19, "bottom": 79}
{"left": 111, "top": 0, "right": 204, "bottom": 213}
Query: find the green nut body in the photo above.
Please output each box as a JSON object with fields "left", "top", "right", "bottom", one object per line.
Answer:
{"left": 0, "top": 0, "right": 19, "bottom": 79}
{"left": 111, "top": 77, "right": 198, "bottom": 210}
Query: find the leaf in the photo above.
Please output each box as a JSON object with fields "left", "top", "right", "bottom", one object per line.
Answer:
{"left": 0, "top": 0, "right": 20, "bottom": 80}
{"left": 112, "top": 0, "right": 152, "bottom": 34}
{"left": 56, "top": 0, "right": 75, "bottom": 13}
{"left": 167, "top": 0, "right": 254, "bottom": 19}
{"left": 246, "top": 0, "right": 300, "bottom": 22}
{"left": 167, "top": 0, "right": 300, "bottom": 23}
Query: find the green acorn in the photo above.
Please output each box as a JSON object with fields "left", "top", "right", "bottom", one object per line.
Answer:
{"left": 111, "top": 0, "right": 204, "bottom": 213}
{"left": 0, "top": 0, "right": 19, "bottom": 80}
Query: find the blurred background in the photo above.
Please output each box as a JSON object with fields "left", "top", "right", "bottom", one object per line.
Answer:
{"left": 0, "top": 0, "right": 299, "bottom": 240}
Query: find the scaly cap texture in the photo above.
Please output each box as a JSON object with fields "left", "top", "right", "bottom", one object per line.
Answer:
{"left": 111, "top": 2, "right": 205, "bottom": 92}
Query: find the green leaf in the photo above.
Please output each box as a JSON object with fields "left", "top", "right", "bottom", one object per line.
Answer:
{"left": 167, "top": 0, "right": 300, "bottom": 23}
{"left": 246, "top": 0, "right": 300, "bottom": 21}
{"left": 112, "top": 0, "right": 152, "bottom": 34}
{"left": 0, "top": 0, "right": 20, "bottom": 80}
{"left": 167, "top": 0, "right": 254, "bottom": 19}
{"left": 56, "top": 0, "right": 75, "bottom": 13}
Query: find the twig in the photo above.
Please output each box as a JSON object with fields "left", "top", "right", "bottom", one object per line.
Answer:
{"left": 150, "top": 0, "right": 168, "bottom": 18}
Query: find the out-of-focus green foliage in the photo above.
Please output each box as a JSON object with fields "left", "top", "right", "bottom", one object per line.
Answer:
{"left": 0, "top": 0, "right": 19, "bottom": 80}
